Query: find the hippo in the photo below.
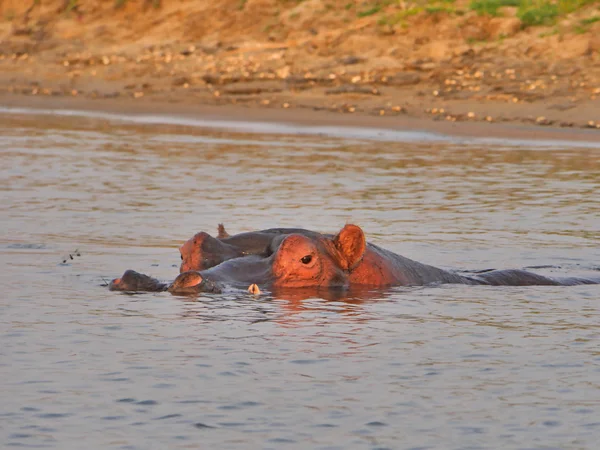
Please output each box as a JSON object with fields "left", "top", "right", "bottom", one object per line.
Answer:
{"left": 109, "top": 270, "right": 168, "bottom": 292}
{"left": 109, "top": 269, "right": 222, "bottom": 295}
{"left": 117, "top": 224, "right": 599, "bottom": 295}
{"left": 179, "top": 224, "right": 325, "bottom": 272}
{"left": 114, "top": 224, "right": 369, "bottom": 293}
{"left": 181, "top": 224, "right": 600, "bottom": 287}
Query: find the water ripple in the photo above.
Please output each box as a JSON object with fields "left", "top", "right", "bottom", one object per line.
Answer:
{"left": 1, "top": 113, "right": 599, "bottom": 449}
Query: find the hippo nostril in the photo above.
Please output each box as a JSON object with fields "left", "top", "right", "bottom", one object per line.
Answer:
{"left": 169, "top": 271, "right": 205, "bottom": 292}
{"left": 301, "top": 255, "right": 312, "bottom": 264}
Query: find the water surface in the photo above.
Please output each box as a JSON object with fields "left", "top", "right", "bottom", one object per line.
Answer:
{"left": 1, "top": 112, "right": 599, "bottom": 449}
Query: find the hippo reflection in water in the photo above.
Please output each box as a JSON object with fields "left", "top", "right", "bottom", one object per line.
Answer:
{"left": 109, "top": 224, "right": 600, "bottom": 294}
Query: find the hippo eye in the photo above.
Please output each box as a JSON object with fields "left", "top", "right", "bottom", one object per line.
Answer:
{"left": 301, "top": 255, "right": 312, "bottom": 265}
{"left": 180, "top": 255, "right": 183, "bottom": 261}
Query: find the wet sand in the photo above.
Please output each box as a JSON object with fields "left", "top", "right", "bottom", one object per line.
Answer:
{"left": 2, "top": 93, "right": 600, "bottom": 144}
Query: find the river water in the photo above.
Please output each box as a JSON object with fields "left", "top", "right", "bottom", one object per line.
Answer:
{"left": 1, "top": 110, "right": 600, "bottom": 449}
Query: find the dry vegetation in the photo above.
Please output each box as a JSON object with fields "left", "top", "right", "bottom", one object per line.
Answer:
{"left": 0, "top": 0, "right": 599, "bottom": 128}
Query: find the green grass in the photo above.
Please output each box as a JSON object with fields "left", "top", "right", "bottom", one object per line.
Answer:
{"left": 518, "top": 1, "right": 559, "bottom": 26}
{"left": 469, "top": 0, "right": 520, "bottom": 16}
{"left": 309, "top": 0, "right": 597, "bottom": 30}
{"left": 572, "top": 13, "right": 600, "bottom": 32}
{"left": 356, "top": 0, "right": 414, "bottom": 17}
{"left": 580, "top": 15, "right": 600, "bottom": 24}
{"left": 377, "top": 7, "right": 423, "bottom": 25}
{"left": 517, "top": 0, "right": 595, "bottom": 27}
{"left": 469, "top": 0, "right": 599, "bottom": 28}
{"left": 376, "top": 0, "right": 464, "bottom": 25}
{"left": 357, "top": 5, "right": 382, "bottom": 16}
{"left": 65, "top": 0, "right": 78, "bottom": 12}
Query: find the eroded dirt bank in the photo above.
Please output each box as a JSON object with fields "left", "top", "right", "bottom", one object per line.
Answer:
{"left": 0, "top": 0, "right": 599, "bottom": 131}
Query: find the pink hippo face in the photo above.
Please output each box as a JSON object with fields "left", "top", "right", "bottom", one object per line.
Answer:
{"left": 171, "top": 224, "right": 368, "bottom": 292}
{"left": 179, "top": 231, "right": 241, "bottom": 273}
{"left": 270, "top": 224, "right": 366, "bottom": 288}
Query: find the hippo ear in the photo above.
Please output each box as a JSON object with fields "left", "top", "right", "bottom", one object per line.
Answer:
{"left": 333, "top": 224, "right": 366, "bottom": 271}
{"left": 217, "top": 223, "right": 230, "bottom": 239}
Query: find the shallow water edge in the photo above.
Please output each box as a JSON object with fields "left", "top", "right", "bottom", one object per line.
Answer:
{"left": 1, "top": 94, "right": 599, "bottom": 147}
{"left": 2, "top": 106, "right": 600, "bottom": 450}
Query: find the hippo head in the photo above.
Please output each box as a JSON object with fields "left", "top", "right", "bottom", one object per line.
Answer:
{"left": 168, "top": 271, "right": 221, "bottom": 295}
{"left": 179, "top": 231, "right": 241, "bottom": 273}
{"left": 172, "top": 224, "right": 367, "bottom": 292}
{"left": 270, "top": 224, "right": 366, "bottom": 288}
{"left": 109, "top": 270, "right": 167, "bottom": 292}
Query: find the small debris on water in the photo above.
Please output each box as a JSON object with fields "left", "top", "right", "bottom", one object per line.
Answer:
{"left": 61, "top": 249, "right": 82, "bottom": 264}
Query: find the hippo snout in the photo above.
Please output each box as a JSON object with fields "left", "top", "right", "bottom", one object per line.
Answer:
{"left": 109, "top": 269, "right": 167, "bottom": 292}
{"left": 169, "top": 271, "right": 221, "bottom": 295}
{"left": 108, "top": 277, "right": 122, "bottom": 291}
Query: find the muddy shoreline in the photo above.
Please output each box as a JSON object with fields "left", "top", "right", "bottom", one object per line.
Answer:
{"left": 1, "top": 93, "right": 600, "bottom": 144}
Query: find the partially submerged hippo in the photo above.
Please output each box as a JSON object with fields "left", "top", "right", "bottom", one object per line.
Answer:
{"left": 181, "top": 224, "right": 600, "bottom": 287}
{"left": 113, "top": 224, "right": 599, "bottom": 294}
{"left": 109, "top": 270, "right": 168, "bottom": 292}
{"left": 179, "top": 224, "right": 324, "bottom": 272}
{"left": 109, "top": 269, "right": 221, "bottom": 294}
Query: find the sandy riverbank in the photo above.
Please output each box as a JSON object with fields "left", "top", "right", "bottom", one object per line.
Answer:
{"left": 0, "top": 0, "right": 599, "bottom": 134}
{"left": 3, "top": 93, "right": 600, "bottom": 144}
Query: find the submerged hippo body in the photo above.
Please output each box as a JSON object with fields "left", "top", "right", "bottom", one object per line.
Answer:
{"left": 171, "top": 224, "right": 600, "bottom": 292}
{"left": 183, "top": 224, "right": 600, "bottom": 288}
{"left": 112, "top": 224, "right": 599, "bottom": 294}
